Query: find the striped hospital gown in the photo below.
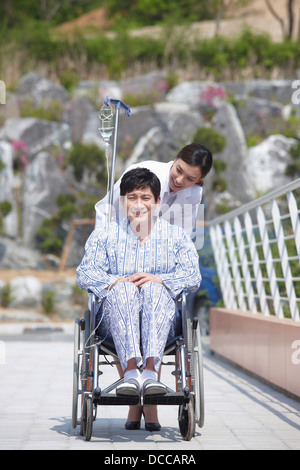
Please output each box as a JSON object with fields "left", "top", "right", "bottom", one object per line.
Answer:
{"left": 76, "top": 217, "right": 201, "bottom": 371}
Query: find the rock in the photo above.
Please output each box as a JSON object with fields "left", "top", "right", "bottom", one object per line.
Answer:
{"left": 235, "top": 97, "right": 283, "bottom": 137}
{"left": 0, "top": 237, "right": 44, "bottom": 269}
{"left": 117, "top": 102, "right": 204, "bottom": 167}
{"left": 0, "top": 141, "right": 19, "bottom": 238}
{"left": 212, "top": 101, "right": 252, "bottom": 203}
{"left": 74, "top": 79, "right": 122, "bottom": 105}
{"left": 120, "top": 71, "right": 169, "bottom": 100}
{"left": 0, "top": 307, "right": 49, "bottom": 322}
{"left": 97, "top": 80, "right": 122, "bottom": 103}
{"left": 42, "top": 277, "right": 86, "bottom": 319}
{"left": 248, "top": 79, "right": 293, "bottom": 104}
{"left": 22, "top": 151, "right": 69, "bottom": 247}
{"left": 126, "top": 126, "right": 164, "bottom": 167}
{"left": 222, "top": 81, "right": 249, "bottom": 97}
{"left": 62, "top": 96, "right": 96, "bottom": 142}
{"left": 248, "top": 79, "right": 274, "bottom": 100}
{"left": 80, "top": 109, "right": 107, "bottom": 149}
{"left": 16, "top": 71, "right": 69, "bottom": 105}
{"left": 154, "top": 102, "right": 204, "bottom": 147}
{"left": 166, "top": 81, "right": 208, "bottom": 108}
{"left": 246, "top": 134, "right": 296, "bottom": 197}
{"left": 9, "top": 276, "right": 42, "bottom": 309}
{"left": 0, "top": 117, "right": 71, "bottom": 159}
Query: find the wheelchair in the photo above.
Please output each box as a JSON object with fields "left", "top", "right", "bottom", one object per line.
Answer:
{"left": 72, "top": 288, "right": 205, "bottom": 441}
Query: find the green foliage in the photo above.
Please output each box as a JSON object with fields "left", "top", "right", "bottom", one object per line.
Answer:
{"left": 286, "top": 141, "right": 300, "bottom": 178}
{"left": 0, "top": 200, "right": 12, "bottom": 234}
{"left": 20, "top": 99, "right": 64, "bottom": 121}
{"left": 35, "top": 190, "right": 98, "bottom": 256}
{"left": 106, "top": 0, "right": 210, "bottom": 27}
{"left": 0, "top": 282, "right": 12, "bottom": 308}
{"left": 0, "top": 201, "right": 12, "bottom": 218}
{"left": 2, "top": 15, "right": 300, "bottom": 81}
{"left": 0, "top": 1, "right": 105, "bottom": 28}
{"left": 67, "top": 143, "right": 106, "bottom": 183}
{"left": 42, "top": 290, "right": 55, "bottom": 315}
{"left": 36, "top": 193, "right": 77, "bottom": 256}
{"left": 36, "top": 219, "right": 64, "bottom": 256}
{"left": 59, "top": 68, "right": 81, "bottom": 92}
{"left": 193, "top": 127, "right": 226, "bottom": 154}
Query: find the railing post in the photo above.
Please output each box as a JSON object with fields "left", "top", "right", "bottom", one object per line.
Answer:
{"left": 210, "top": 224, "right": 237, "bottom": 309}
{"left": 287, "top": 191, "right": 300, "bottom": 260}
{"left": 272, "top": 200, "right": 299, "bottom": 322}
{"left": 257, "top": 206, "right": 284, "bottom": 319}
{"left": 224, "top": 220, "right": 247, "bottom": 310}
{"left": 244, "top": 211, "right": 270, "bottom": 316}
{"left": 234, "top": 216, "right": 257, "bottom": 313}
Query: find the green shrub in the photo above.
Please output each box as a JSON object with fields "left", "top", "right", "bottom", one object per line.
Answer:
{"left": 42, "top": 290, "right": 55, "bottom": 315}
{"left": 67, "top": 143, "right": 106, "bottom": 183}
{"left": 0, "top": 200, "right": 12, "bottom": 234}
{"left": 286, "top": 141, "right": 300, "bottom": 178}
{"left": 193, "top": 127, "right": 226, "bottom": 154}
{"left": 59, "top": 68, "right": 80, "bottom": 92}
{"left": 20, "top": 99, "right": 64, "bottom": 121}
{"left": 0, "top": 282, "right": 12, "bottom": 308}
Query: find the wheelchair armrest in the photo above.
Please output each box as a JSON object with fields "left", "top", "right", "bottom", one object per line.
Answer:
{"left": 88, "top": 290, "right": 100, "bottom": 302}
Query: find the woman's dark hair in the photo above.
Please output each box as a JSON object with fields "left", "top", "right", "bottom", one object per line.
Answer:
{"left": 175, "top": 143, "right": 213, "bottom": 186}
{"left": 120, "top": 167, "right": 161, "bottom": 202}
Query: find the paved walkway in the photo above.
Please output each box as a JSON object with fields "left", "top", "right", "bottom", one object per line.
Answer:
{"left": 0, "top": 324, "right": 299, "bottom": 451}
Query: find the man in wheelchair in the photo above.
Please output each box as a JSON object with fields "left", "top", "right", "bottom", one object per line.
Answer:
{"left": 76, "top": 168, "right": 201, "bottom": 431}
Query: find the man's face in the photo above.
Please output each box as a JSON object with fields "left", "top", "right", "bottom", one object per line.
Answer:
{"left": 122, "top": 186, "right": 160, "bottom": 224}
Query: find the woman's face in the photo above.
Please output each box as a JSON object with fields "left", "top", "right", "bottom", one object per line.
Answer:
{"left": 169, "top": 158, "right": 202, "bottom": 192}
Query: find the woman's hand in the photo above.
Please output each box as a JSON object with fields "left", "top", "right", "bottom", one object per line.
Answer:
{"left": 126, "top": 272, "right": 162, "bottom": 288}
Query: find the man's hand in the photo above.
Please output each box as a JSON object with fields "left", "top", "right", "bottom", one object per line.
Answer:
{"left": 126, "top": 272, "right": 162, "bottom": 288}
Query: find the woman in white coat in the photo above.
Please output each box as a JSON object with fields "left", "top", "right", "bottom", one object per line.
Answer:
{"left": 95, "top": 142, "right": 213, "bottom": 237}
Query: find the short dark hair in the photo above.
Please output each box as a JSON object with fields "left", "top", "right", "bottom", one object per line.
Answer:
{"left": 120, "top": 167, "right": 161, "bottom": 202}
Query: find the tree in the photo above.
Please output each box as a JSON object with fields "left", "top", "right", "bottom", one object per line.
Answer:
{"left": 205, "top": 0, "right": 254, "bottom": 36}
{"left": 265, "top": 0, "right": 298, "bottom": 40}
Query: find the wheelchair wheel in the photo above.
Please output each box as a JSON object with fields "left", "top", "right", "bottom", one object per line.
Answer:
{"left": 72, "top": 317, "right": 80, "bottom": 428}
{"left": 193, "top": 321, "right": 205, "bottom": 428}
{"left": 81, "top": 395, "right": 93, "bottom": 441}
{"left": 80, "top": 310, "right": 91, "bottom": 436}
{"left": 178, "top": 397, "right": 196, "bottom": 441}
{"left": 81, "top": 310, "right": 91, "bottom": 393}
{"left": 177, "top": 315, "right": 196, "bottom": 441}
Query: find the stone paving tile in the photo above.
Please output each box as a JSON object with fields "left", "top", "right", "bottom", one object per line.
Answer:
{"left": 0, "top": 335, "right": 299, "bottom": 451}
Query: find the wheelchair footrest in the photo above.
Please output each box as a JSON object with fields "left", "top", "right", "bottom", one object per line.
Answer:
{"left": 143, "top": 392, "right": 188, "bottom": 406}
{"left": 95, "top": 393, "right": 140, "bottom": 406}
{"left": 92, "top": 391, "right": 188, "bottom": 406}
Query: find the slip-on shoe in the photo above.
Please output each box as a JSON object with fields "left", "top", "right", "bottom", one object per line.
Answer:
{"left": 142, "top": 379, "right": 167, "bottom": 397}
{"left": 116, "top": 378, "right": 140, "bottom": 397}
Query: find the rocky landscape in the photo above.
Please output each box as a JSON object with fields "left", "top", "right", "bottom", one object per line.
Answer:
{"left": 0, "top": 69, "right": 299, "bottom": 320}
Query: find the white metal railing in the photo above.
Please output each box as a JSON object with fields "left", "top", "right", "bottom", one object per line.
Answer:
{"left": 208, "top": 179, "right": 300, "bottom": 322}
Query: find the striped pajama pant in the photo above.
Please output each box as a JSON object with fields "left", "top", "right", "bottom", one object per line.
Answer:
{"left": 97, "top": 281, "right": 178, "bottom": 372}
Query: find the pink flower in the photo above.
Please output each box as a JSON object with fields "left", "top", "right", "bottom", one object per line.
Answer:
{"left": 201, "top": 85, "right": 227, "bottom": 106}
{"left": 11, "top": 139, "right": 29, "bottom": 170}
{"left": 11, "top": 139, "right": 28, "bottom": 154}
